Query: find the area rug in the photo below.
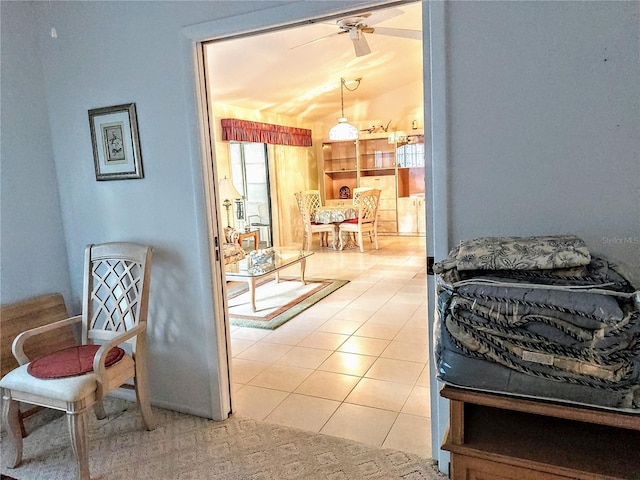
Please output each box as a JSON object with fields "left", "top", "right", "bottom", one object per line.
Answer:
{"left": 0, "top": 398, "right": 448, "bottom": 480}
{"left": 228, "top": 277, "right": 348, "bottom": 329}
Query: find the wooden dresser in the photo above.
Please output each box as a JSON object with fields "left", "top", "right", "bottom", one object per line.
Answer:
{"left": 440, "top": 385, "right": 640, "bottom": 480}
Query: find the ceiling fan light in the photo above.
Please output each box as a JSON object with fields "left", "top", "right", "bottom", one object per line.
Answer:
{"left": 329, "top": 119, "right": 358, "bottom": 141}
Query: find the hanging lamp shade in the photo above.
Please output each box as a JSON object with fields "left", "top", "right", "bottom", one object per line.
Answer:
{"left": 329, "top": 118, "right": 359, "bottom": 141}
{"left": 328, "top": 78, "right": 358, "bottom": 141}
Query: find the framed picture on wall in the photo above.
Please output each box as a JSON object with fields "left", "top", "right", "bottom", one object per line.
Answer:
{"left": 88, "top": 103, "right": 144, "bottom": 180}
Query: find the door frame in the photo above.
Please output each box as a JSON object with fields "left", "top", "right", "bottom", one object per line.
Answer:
{"left": 181, "top": 0, "right": 448, "bottom": 467}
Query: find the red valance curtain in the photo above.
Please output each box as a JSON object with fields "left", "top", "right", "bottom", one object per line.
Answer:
{"left": 221, "top": 118, "right": 312, "bottom": 147}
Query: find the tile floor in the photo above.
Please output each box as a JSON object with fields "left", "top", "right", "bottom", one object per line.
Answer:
{"left": 229, "top": 235, "right": 432, "bottom": 458}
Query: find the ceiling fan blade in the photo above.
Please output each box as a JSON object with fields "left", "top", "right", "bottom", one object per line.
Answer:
{"left": 369, "top": 26, "right": 421, "bottom": 40}
{"left": 289, "top": 31, "right": 343, "bottom": 50}
{"left": 350, "top": 29, "right": 371, "bottom": 57}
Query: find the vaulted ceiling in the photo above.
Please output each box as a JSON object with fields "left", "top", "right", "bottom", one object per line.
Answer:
{"left": 204, "top": 1, "right": 423, "bottom": 122}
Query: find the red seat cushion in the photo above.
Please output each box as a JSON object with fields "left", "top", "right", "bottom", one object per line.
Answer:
{"left": 27, "top": 344, "right": 125, "bottom": 379}
{"left": 342, "top": 218, "right": 359, "bottom": 224}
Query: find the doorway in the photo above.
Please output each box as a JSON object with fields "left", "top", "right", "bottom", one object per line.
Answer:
{"left": 195, "top": 0, "right": 428, "bottom": 460}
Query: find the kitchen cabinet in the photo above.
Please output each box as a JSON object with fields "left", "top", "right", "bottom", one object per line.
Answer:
{"left": 397, "top": 196, "right": 426, "bottom": 234}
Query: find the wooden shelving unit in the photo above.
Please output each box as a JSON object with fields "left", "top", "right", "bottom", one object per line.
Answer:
{"left": 320, "top": 132, "right": 426, "bottom": 234}
{"left": 440, "top": 385, "right": 640, "bottom": 480}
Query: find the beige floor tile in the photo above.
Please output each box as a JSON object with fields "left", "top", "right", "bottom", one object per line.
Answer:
{"left": 402, "top": 385, "right": 431, "bottom": 417}
{"left": 227, "top": 237, "right": 432, "bottom": 460}
{"left": 233, "top": 385, "right": 288, "bottom": 420}
{"left": 390, "top": 291, "right": 425, "bottom": 305}
{"left": 318, "top": 351, "right": 377, "bottom": 377}
{"left": 330, "top": 307, "right": 375, "bottom": 323}
{"left": 294, "top": 370, "right": 360, "bottom": 401}
{"left": 317, "top": 296, "right": 354, "bottom": 310}
{"left": 317, "top": 318, "right": 363, "bottom": 335}
{"left": 261, "top": 328, "right": 311, "bottom": 345}
{"left": 298, "top": 331, "right": 349, "bottom": 350}
{"left": 381, "top": 340, "right": 429, "bottom": 363}
{"left": 264, "top": 393, "right": 341, "bottom": 432}
{"left": 353, "top": 322, "right": 401, "bottom": 340}
{"left": 276, "top": 346, "right": 334, "bottom": 369}
{"left": 230, "top": 337, "right": 256, "bottom": 355}
{"left": 301, "top": 304, "right": 343, "bottom": 319}
{"left": 320, "top": 403, "right": 398, "bottom": 447}
{"left": 287, "top": 315, "right": 332, "bottom": 331}
{"left": 383, "top": 413, "right": 432, "bottom": 457}
{"left": 365, "top": 358, "right": 425, "bottom": 385}
{"left": 231, "top": 382, "right": 243, "bottom": 393}
{"left": 416, "top": 364, "right": 431, "bottom": 387}
{"left": 248, "top": 363, "right": 314, "bottom": 392}
{"left": 367, "top": 303, "right": 418, "bottom": 326}
{"left": 338, "top": 336, "right": 390, "bottom": 356}
{"left": 231, "top": 326, "right": 272, "bottom": 341}
{"left": 345, "top": 377, "right": 413, "bottom": 411}
{"left": 231, "top": 358, "right": 270, "bottom": 384}
{"left": 235, "top": 341, "right": 294, "bottom": 363}
{"left": 394, "top": 326, "right": 430, "bottom": 345}
{"left": 347, "top": 296, "right": 390, "bottom": 311}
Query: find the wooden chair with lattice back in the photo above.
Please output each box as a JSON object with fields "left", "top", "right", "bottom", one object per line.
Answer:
{"left": 0, "top": 242, "right": 156, "bottom": 480}
{"left": 295, "top": 190, "right": 337, "bottom": 250}
{"left": 352, "top": 186, "right": 373, "bottom": 206}
{"left": 338, "top": 189, "right": 381, "bottom": 252}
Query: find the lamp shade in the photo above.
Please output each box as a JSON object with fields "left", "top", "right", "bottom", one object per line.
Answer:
{"left": 219, "top": 177, "right": 242, "bottom": 200}
{"left": 329, "top": 118, "right": 359, "bottom": 141}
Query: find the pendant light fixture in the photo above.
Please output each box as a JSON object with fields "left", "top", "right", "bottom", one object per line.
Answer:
{"left": 328, "top": 77, "right": 361, "bottom": 141}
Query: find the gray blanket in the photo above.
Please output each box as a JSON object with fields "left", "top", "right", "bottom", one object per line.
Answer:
{"left": 436, "top": 248, "right": 640, "bottom": 409}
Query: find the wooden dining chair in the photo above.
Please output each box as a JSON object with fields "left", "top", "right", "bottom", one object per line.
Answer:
{"left": 338, "top": 189, "right": 381, "bottom": 252}
{"left": 0, "top": 242, "right": 156, "bottom": 480}
{"left": 295, "top": 191, "right": 337, "bottom": 250}
{"left": 352, "top": 186, "right": 373, "bottom": 205}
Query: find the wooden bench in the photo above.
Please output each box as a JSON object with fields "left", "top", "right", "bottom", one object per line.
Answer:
{"left": 1, "top": 293, "right": 77, "bottom": 435}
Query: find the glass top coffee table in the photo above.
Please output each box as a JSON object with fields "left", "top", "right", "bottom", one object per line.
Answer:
{"left": 225, "top": 249, "right": 314, "bottom": 312}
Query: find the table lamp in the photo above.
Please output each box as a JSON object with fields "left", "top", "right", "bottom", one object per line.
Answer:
{"left": 219, "top": 176, "right": 242, "bottom": 228}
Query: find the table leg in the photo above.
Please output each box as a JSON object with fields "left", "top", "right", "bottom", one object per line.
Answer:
{"left": 300, "top": 258, "right": 307, "bottom": 285}
{"left": 275, "top": 271, "right": 280, "bottom": 283}
{"left": 248, "top": 278, "right": 257, "bottom": 312}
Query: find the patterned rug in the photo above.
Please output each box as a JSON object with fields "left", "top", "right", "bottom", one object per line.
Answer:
{"left": 228, "top": 277, "right": 348, "bottom": 329}
{"left": 1, "top": 398, "right": 447, "bottom": 480}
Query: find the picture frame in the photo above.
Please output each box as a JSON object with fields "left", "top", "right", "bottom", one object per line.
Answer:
{"left": 88, "top": 103, "right": 144, "bottom": 180}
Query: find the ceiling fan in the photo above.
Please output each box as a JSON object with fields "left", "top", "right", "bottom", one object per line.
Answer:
{"left": 292, "top": 9, "right": 421, "bottom": 58}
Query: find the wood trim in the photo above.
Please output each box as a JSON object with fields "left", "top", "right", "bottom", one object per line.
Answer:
{"left": 441, "top": 386, "right": 640, "bottom": 431}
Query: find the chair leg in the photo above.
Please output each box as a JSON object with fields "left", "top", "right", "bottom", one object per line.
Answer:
{"left": 93, "top": 400, "right": 106, "bottom": 420}
{"left": 358, "top": 231, "right": 365, "bottom": 253}
{"left": 134, "top": 359, "right": 156, "bottom": 431}
{"left": 2, "top": 395, "right": 23, "bottom": 468}
{"left": 67, "top": 411, "right": 90, "bottom": 480}
{"left": 373, "top": 228, "right": 379, "bottom": 250}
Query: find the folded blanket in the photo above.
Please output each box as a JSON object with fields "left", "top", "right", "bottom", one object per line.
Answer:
{"left": 435, "top": 235, "right": 591, "bottom": 273}
{"left": 434, "top": 236, "right": 640, "bottom": 409}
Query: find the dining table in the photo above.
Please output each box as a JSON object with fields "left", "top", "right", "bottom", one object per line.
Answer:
{"left": 313, "top": 205, "right": 358, "bottom": 250}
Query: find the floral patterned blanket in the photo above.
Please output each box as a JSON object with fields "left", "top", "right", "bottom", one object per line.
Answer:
{"left": 434, "top": 235, "right": 591, "bottom": 273}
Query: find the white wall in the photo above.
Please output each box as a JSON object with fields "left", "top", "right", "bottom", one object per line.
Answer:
{"left": 446, "top": 0, "right": 640, "bottom": 283}
{"left": 0, "top": 1, "right": 72, "bottom": 306}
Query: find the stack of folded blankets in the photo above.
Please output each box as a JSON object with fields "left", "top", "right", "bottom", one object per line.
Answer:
{"left": 434, "top": 235, "right": 640, "bottom": 409}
